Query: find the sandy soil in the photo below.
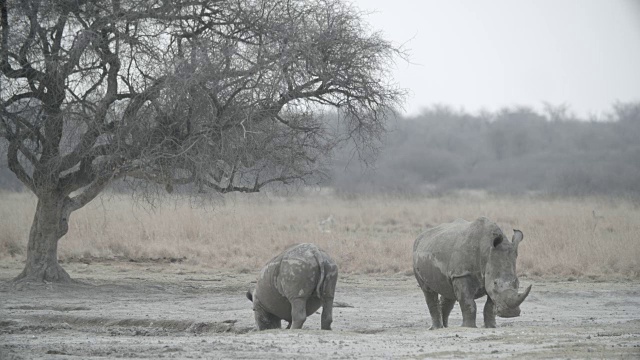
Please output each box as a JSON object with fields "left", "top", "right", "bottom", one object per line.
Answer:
{"left": 0, "top": 259, "right": 639, "bottom": 359}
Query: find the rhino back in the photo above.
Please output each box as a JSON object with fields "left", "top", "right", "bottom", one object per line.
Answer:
{"left": 413, "top": 218, "right": 496, "bottom": 298}
{"left": 277, "top": 245, "right": 324, "bottom": 299}
{"left": 256, "top": 244, "right": 328, "bottom": 321}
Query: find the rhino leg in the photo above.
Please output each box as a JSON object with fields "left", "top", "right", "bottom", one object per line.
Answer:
{"left": 441, "top": 297, "right": 456, "bottom": 328}
{"left": 320, "top": 262, "right": 338, "bottom": 330}
{"left": 452, "top": 277, "right": 478, "bottom": 328}
{"left": 321, "top": 297, "right": 334, "bottom": 330}
{"left": 290, "top": 298, "right": 307, "bottom": 330}
{"left": 483, "top": 296, "right": 497, "bottom": 328}
{"left": 421, "top": 286, "right": 443, "bottom": 330}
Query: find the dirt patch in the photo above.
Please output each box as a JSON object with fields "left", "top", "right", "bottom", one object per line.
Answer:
{"left": 1, "top": 261, "right": 639, "bottom": 359}
{"left": 0, "top": 315, "right": 250, "bottom": 336}
{"left": 7, "top": 305, "right": 91, "bottom": 311}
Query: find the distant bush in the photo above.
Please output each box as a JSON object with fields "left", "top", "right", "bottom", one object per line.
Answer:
{"left": 331, "top": 102, "right": 640, "bottom": 197}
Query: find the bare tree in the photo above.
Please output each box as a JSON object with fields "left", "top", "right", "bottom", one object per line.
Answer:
{"left": 0, "top": 0, "right": 403, "bottom": 282}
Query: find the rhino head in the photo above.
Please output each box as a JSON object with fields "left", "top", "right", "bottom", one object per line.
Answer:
{"left": 246, "top": 289, "right": 282, "bottom": 330}
{"left": 484, "top": 230, "right": 532, "bottom": 318}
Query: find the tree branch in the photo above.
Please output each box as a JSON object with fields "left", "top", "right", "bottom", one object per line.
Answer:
{"left": 7, "top": 134, "right": 35, "bottom": 192}
{"left": 67, "top": 171, "right": 118, "bottom": 212}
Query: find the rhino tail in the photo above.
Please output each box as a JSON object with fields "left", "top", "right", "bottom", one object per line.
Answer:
{"left": 313, "top": 249, "right": 326, "bottom": 301}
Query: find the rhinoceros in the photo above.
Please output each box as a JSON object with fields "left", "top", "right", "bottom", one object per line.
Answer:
{"left": 246, "top": 243, "right": 338, "bottom": 330}
{"left": 413, "top": 217, "right": 531, "bottom": 329}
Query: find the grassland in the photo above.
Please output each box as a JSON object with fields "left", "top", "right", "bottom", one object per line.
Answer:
{"left": 1, "top": 190, "right": 638, "bottom": 278}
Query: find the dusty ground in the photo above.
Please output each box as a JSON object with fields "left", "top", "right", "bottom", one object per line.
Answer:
{"left": 0, "top": 259, "right": 639, "bottom": 359}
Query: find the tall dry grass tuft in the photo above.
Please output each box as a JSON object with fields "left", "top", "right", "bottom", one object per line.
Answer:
{"left": 0, "top": 191, "right": 638, "bottom": 278}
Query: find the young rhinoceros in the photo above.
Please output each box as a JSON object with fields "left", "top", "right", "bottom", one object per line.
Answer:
{"left": 413, "top": 217, "right": 531, "bottom": 329}
{"left": 246, "top": 243, "right": 338, "bottom": 330}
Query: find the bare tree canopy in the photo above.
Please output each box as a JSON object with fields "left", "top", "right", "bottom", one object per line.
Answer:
{"left": 0, "top": 0, "right": 404, "bottom": 282}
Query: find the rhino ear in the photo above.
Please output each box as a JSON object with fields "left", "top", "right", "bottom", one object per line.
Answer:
{"left": 246, "top": 290, "right": 253, "bottom": 302}
{"left": 492, "top": 235, "right": 503, "bottom": 248}
{"left": 512, "top": 230, "right": 523, "bottom": 248}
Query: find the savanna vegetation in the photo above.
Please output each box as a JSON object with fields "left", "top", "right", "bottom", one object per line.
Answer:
{"left": 1, "top": 191, "right": 638, "bottom": 279}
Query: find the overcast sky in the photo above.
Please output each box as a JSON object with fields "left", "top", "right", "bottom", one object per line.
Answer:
{"left": 350, "top": 0, "right": 640, "bottom": 118}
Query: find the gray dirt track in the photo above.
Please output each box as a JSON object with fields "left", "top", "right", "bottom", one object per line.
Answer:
{"left": 0, "top": 260, "right": 639, "bottom": 359}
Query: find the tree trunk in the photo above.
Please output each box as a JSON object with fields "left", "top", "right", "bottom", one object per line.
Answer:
{"left": 14, "top": 196, "right": 73, "bottom": 283}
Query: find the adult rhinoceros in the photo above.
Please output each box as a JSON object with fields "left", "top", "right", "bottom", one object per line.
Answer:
{"left": 413, "top": 217, "right": 531, "bottom": 329}
{"left": 246, "top": 243, "right": 338, "bottom": 330}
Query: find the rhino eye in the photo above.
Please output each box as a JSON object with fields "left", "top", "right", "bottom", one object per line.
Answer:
{"left": 492, "top": 236, "right": 503, "bottom": 248}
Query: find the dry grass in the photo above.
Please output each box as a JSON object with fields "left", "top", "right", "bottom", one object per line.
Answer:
{"left": 1, "top": 190, "right": 639, "bottom": 278}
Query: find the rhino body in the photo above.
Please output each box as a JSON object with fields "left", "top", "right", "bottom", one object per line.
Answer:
{"left": 413, "top": 217, "right": 531, "bottom": 329}
{"left": 246, "top": 243, "right": 338, "bottom": 330}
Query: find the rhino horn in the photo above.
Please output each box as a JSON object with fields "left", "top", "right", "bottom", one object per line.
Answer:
{"left": 505, "top": 284, "right": 531, "bottom": 308}
{"left": 512, "top": 229, "right": 523, "bottom": 248}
